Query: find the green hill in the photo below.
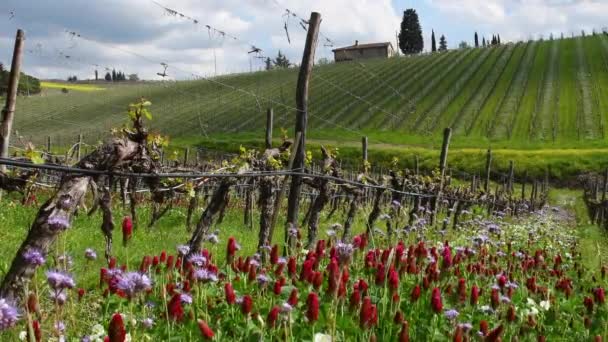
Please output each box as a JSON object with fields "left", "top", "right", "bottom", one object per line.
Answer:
{"left": 9, "top": 34, "right": 608, "bottom": 180}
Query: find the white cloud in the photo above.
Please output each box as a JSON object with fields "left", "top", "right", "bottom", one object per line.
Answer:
{"left": 427, "top": 0, "right": 608, "bottom": 42}
{"left": 0, "top": 0, "right": 401, "bottom": 80}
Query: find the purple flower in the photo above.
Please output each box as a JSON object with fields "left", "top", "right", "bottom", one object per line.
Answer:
{"left": 193, "top": 268, "right": 218, "bottom": 282}
{"left": 205, "top": 234, "right": 219, "bottom": 244}
{"left": 458, "top": 322, "right": 473, "bottom": 331}
{"left": 141, "top": 318, "right": 154, "bottom": 329}
{"left": 180, "top": 293, "right": 192, "bottom": 304}
{"left": 336, "top": 242, "right": 354, "bottom": 264}
{"left": 188, "top": 253, "right": 207, "bottom": 267}
{"left": 256, "top": 274, "right": 271, "bottom": 286}
{"left": 23, "top": 248, "right": 45, "bottom": 266}
{"left": 54, "top": 320, "right": 65, "bottom": 333}
{"left": 0, "top": 298, "right": 20, "bottom": 330}
{"left": 105, "top": 268, "right": 123, "bottom": 278}
{"left": 177, "top": 245, "right": 190, "bottom": 256}
{"left": 46, "top": 270, "right": 75, "bottom": 290}
{"left": 49, "top": 289, "right": 68, "bottom": 305}
{"left": 287, "top": 224, "right": 298, "bottom": 238}
{"left": 444, "top": 309, "right": 459, "bottom": 320}
{"left": 281, "top": 302, "right": 293, "bottom": 313}
{"left": 249, "top": 258, "right": 260, "bottom": 268}
{"left": 47, "top": 215, "right": 70, "bottom": 231}
{"left": 276, "top": 257, "right": 287, "bottom": 265}
{"left": 84, "top": 248, "right": 97, "bottom": 261}
{"left": 116, "top": 272, "right": 152, "bottom": 298}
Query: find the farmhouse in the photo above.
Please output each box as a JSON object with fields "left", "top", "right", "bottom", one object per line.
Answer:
{"left": 332, "top": 40, "right": 395, "bottom": 62}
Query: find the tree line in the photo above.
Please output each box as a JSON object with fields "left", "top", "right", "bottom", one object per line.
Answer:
{"left": 0, "top": 62, "right": 41, "bottom": 96}
{"left": 398, "top": 8, "right": 502, "bottom": 55}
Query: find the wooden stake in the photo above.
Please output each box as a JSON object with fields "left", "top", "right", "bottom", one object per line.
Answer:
{"left": 602, "top": 168, "right": 608, "bottom": 202}
{"left": 265, "top": 108, "right": 273, "bottom": 149}
{"left": 183, "top": 148, "right": 189, "bottom": 166}
{"left": 76, "top": 134, "right": 83, "bottom": 161}
{"left": 439, "top": 127, "right": 452, "bottom": 180}
{"left": 286, "top": 12, "right": 321, "bottom": 228}
{"left": 484, "top": 148, "right": 492, "bottom": 193}
{"left": 0, "top": 29, "right": 25, "bottom": 172}
{"left": 507, "top": 160, "right": 514, "bottom": 194}
{"left": 362, "top": 136, "right": 368, "bottom": 165}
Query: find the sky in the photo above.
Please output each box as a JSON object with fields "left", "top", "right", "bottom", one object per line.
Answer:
{"left": 0, "top": 0, "right": 606, "bottom": 80}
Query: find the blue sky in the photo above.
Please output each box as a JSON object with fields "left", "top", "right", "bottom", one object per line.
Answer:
{"left": 0, "top": 0, "right": 606, "bottom": 80}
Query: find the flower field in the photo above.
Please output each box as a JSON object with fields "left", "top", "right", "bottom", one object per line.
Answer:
{"left": 0, "top": 202, "right": 606, "bottom": 341}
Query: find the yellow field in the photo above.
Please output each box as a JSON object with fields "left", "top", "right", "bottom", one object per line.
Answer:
{"left": 40, "top": 81, "right": 106, "bottom": 92}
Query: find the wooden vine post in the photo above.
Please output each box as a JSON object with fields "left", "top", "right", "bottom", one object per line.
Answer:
{"left": 431, "top": 127, "right": 451, "bottom": 225}
{"left": 265, "top": 108, "right": 273, "bottom": 149}
{"left": 286, "top": 12, "right": 321, "bottom": 231}
{"left": 507, "top": 160, "right": 514, "bottom": 195}
{"left": 362, "top": 136, "right": 368, "bottom": 165}
{"left": 0, "top": 29, "right": 25, "bottom": 173}
{"left": 484, "top": 148, "right": 492, "bottom": 193}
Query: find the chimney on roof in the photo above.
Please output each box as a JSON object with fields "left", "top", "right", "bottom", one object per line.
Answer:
{"left": 355, "top": 40, "right": 359, "bottom": 46}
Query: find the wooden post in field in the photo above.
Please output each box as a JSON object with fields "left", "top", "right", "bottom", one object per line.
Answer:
{"left": 0, "top": 29, "right": 25, "bottom": 172}
{"left": 286, "top": 12, "right": 321, "bottom": 229}
{"left": 76, "top": 134, "right": 83, "bottom": 161}
{"left": 439, "top": 128, "right": 451, "bottom": 180}
{"left": 484, "top": 149, "right": 492, "bottom": 193}
{"left": 432, "top": 128, "right": 451, "bottom": 225}
{"left": 183, "top": 148, "right": 189, "bottom": 167}
{"left": 414, "top": 155, "right": 419, "bottom": 175}
{"left": 362, "top": 136, "right": 368, "bottom": 165}
{"left": 602, "top": 168, "right": 608, "bottom": 202}
{"left": 46, "top": 136, "right": 51, "bottom": 154}
{"left": 270, "top": 133, "right": 301, "bottom": 248}
{"left": 507, "top": 160, "right": 514, "bottom": 195}
{"left": 265, "top": 108, "right": 273, "bottom": 149}
{"left": 521, "top": 170, "right": 528, "bottom": 200}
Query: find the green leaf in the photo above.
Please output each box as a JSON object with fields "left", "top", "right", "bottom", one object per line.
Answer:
{"left": 30, "top": 154, "right": 44, "bottom": 165}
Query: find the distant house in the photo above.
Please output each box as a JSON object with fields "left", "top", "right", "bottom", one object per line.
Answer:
{"left": 332, "top": 41, "right": 395, "bottom": 62}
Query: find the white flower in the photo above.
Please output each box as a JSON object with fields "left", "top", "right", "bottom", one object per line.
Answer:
{"left": 90, "top": 324, "right": 105, "bottom": 340}
{"left": 18, "top": 331, "right": 27, "bottom": 341}
{"left": 314, "top": 333, "right": 332, "bottom": 342}
{"left": 539, "top": 300, "right": 550, "bottom": 311}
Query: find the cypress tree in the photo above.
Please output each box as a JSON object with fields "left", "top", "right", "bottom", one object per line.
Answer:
{"left": 111, "top": 69, "right": 116, "bottom": 82}
{"left": 482, "top": 37, "right": 486, "bottom": 47}
{"left": 497, "top": 34, "right": 501, "bottom": 45}
{"left": 398, "top": 9, "right": 424, "bottom": 54}
{"left": 474, "top": 32, "right": 479, "bottom": 47}
{"left": 439, "top": 35, "right": 448, "bottom": 51}
{"left": 431, "top": 30, "right": 437, "bottom": 52}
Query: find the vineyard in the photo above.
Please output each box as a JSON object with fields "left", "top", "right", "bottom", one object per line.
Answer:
{"left": 0, "top": 100, "right": 606, "bottom": 341}
{"left": 0, "top": 3, "right": 607, "bottom": 342}
{"left": 9, "top": 34, "right": 608, "bottom": 146}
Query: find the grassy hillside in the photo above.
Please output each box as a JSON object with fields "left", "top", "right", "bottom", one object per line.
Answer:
{"left": 8, "top": 34, "right": 608, "bottom": 179}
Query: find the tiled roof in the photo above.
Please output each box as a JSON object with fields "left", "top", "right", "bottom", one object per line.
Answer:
{"left": 332, "top": 42, "right": 393, "bottom": 52}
